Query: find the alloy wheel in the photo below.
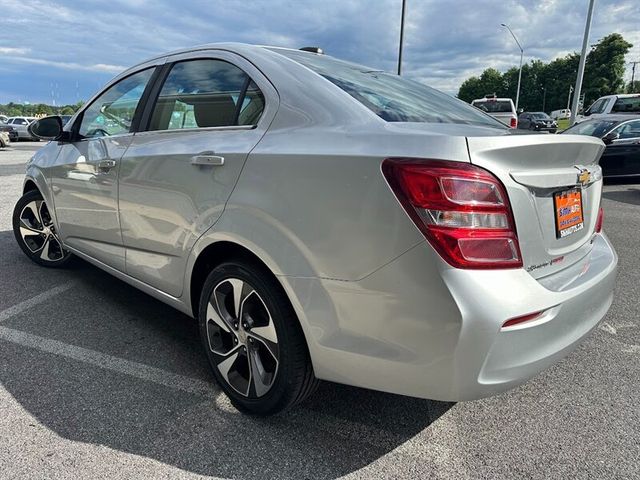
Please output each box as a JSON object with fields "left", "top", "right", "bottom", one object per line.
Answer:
{"left": 205, "top": 278, "right": 279, "bottom": 398}
{"left": 18, "top": 200, "right": 66, "bottom": 262}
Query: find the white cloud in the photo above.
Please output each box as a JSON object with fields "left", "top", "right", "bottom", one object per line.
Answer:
{"left": 0, "top": 47, "right": 31, "bottom": 55}
{"left": 0, "top": 0, "right": 638, "bottom": 102}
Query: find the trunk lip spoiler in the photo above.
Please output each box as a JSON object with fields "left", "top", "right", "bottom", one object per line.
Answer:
{"left": 509, "top": 164, "right": 602, "bottom": 189}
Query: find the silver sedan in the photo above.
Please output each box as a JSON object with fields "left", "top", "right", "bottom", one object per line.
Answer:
{"left": 14, "top": 44, "right": 617, "bottom": 415}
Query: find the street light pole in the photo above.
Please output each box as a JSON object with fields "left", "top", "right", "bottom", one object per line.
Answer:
{"left": 501, "top": 23, "right": 523, "bottom": 112}
{"left": 569, "top": 0, "right": 596, "bottom": 125}
{"left": 397, "top": 0, "right": 407, "bottom": 75}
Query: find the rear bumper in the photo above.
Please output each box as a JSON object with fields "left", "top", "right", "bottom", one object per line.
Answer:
{"left": 296, "top": 233, "right": 617, "bottom": 401}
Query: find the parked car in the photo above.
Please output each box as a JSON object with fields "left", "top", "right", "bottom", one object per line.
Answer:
{"left": 518, "top": 112, "right": 558, "bottom": 133}
{"left": 0, "top": 130, "right": 9, "bottom": 148}
{"left": 0, "top": 124, "right": 18, "bottom": 142}
{"left": 562, "top": 114, "right": 640, "bottom": 178}
{"left": 16, "top": 44, "right": 617, "bottom": 415}
{"left": 576, "top": 93, "right": 640, "bottom": 123}
{"left": 471, "top": 95, "right": 518, "bottom": 127}
{"left": 550, "top": 109, "right": 571, "bottom": 120}
{"left": 6, "top": 116, "right": 38, "bottom": 140}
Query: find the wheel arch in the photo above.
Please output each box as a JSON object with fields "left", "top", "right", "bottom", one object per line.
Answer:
{"left": 23, "top": 179, "right": 39, "bottom": 194}
{"left": 188, "top": 239, "right": 321, "bottom": 369}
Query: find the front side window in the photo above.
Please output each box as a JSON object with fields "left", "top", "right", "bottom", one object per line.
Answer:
{"left": 78, "top": 68, "right": 154, "bottom": 139}
{"left": 149, "top": 59, "right": 265, "bottom": 131}
{"left": 13, "top": 118, "right": 26, "bottom": 125}
{"left": 612, "top": 120, "right": 640, "bottom": 139}
{"left": 587, "top": 99, "right": 607, "bottom": 115}
{"left": 272, "top": 49, "right": 505, "bottom": 127}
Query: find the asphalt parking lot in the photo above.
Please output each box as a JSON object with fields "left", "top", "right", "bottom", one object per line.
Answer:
{"left": 0, "top": 142, "right": 638, "bottom": 479}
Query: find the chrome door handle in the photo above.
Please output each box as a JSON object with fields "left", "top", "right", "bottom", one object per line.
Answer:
{"left": 97, "top": 159, "right": 117, "bottom": 171}
{"left": 191, "top": 154, "right": 225, "bottom": 166}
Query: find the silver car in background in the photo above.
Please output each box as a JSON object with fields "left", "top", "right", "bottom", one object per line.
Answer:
{"left": 16, "top": 44, "right": 617, "bottom": 415}
{"left": 6, "top": 116, "right": 38, "bottom": 140}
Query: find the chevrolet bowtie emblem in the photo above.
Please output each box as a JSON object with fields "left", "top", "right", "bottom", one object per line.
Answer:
{"left": 576, "top": 168, "right": 591, "bottom": 186}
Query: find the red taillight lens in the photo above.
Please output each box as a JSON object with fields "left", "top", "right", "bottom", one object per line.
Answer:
{"left": 595, "top": 207, "right": 604, "bottom": 233}
{"left": 510, "top": 117, "right": 517, "bottom": 128}
{"left": 382, "top": 159, "right": 522, "bottom": 269}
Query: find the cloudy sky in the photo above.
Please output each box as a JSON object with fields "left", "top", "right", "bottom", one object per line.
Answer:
{"left": 0, "top": 0, "right": 638, "bottom": 105}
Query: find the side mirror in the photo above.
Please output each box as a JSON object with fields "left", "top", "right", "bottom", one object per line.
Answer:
{"left": 602, "top": 132, "right": 620, "bottom": 145}
{"left": 28, "top": 116, "right": 63, "bottom": 141}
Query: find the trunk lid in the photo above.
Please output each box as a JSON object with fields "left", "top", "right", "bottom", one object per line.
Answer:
{"left": 466, "top": 134, "right": 605, "bottom": 279}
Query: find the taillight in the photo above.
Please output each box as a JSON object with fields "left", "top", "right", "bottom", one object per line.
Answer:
{"left": 382, "top": 159, "right": 523, "bottom": 269}
{"left": 595, "top": 207, "right": 604, "bottom": 233}
{"left": 510, "top": 117, "right": 517, "bottom": 128}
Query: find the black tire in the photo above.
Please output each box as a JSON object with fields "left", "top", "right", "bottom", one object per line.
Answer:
{"left": 12, "top": 189, "right": 73, "bottom": 268}
{"left": 198, "top": 260, "right": 319, "bottom": 415}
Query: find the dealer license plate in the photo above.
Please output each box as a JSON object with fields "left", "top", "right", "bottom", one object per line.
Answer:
{"left": 554, "top": 188, "right": 584, "bottom": 238}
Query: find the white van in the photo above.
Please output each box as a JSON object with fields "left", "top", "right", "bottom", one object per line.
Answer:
{"left": 471, "top": 96, "right": 518, "bottom": 128}
{"left": 550, "top": 109, "right": 571, "bottom": 120}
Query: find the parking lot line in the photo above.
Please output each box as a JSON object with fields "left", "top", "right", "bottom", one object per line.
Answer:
{"left": 0, "top": 325, "right": 217, "bottom": 397}
{"left": 0, "top": 281, "right": 77, "bottom": 323}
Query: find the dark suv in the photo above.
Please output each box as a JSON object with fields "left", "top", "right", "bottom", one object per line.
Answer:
{"left": 518, "top": 112, "right": 557, "bottom": 133}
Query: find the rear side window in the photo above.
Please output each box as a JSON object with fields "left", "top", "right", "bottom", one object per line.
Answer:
{"left": 272, "top": 49, "right": 504, "bottom": 127}
{"left": 611, "top": 96, "right": 640, "bottom": 113}
{"left": 149, "top": 59, "right": 265, "bottom": 131}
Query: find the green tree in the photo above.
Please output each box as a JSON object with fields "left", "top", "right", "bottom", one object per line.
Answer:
{"left": 457, "top": 33, "right": 633, "bottom": 114}
{"left": 583, "top": 33, "right": 633, "bottom": 106}
{"left": 458, "top": 68, "right": 505, "bottom": 103}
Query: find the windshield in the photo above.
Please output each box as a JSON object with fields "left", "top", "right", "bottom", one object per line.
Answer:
{"left": 471, "top": 100, "right": 513, "bottom": 113}
{"left": 530, "top": 113, "right": 551, "bottom": 120}
{"left": 562, "top": 119, "right": 618, "bottom": 137}
{"left": 272, "top": 49, "right": 505, "bottom": 127}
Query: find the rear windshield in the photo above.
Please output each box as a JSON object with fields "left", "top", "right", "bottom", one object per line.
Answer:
{"left": 272, "top": 49, "right": 505, "bottom": 127}
{"left": 471, "top": 100, "right": 513, "bottom": 113}
{"left": 611, "top": 96, "right": 640, "bottom": 113}
{"left": 562, "top": 119, "right": 618, "bottom": 137}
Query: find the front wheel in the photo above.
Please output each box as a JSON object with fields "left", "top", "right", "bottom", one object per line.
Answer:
{"left": 199, "top": 261, "right": 319, "bottom": 415}
{"left": 12, "top": 190, "right": 73, "bottom": 267}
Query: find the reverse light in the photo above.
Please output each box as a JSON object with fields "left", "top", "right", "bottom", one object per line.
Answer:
{"left": 382, "top": 159, "right": 522, "bottom": 269}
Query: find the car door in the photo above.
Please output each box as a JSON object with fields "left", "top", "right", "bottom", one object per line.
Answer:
{"left": 117, "top": 51, "right": 278, "bottom": 297}
{"left": 48, "top": 66, "right": 159, "bottom": 271}
{"left": 602, "top": 120, "right": 640, "bottom": 177}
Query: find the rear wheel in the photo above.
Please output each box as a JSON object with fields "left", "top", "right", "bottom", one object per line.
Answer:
{"left": 198, "top": 261, "right": 318, "bottom": 415}
{"left": 12, "top": 190, "right": 73, "bottom": 267}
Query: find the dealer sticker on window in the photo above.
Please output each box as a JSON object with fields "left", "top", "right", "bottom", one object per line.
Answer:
{"left": 554, "top": 188, "right": 584, "bottom": 239}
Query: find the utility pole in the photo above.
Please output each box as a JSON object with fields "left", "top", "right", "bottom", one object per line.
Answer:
{"left": 569, "top": 0, "right": 596, "bottom": 125}
{"left": 567, "top": 85, "right": 574, "bottom": 111}
{"left": 397, "top": 0, "right": 407, "bottom": 75}
{"left": 542, "top": 86, "right": 547, "bottom": 113}
{"left": 630, "top": 61, "right": 639, "bottom": 92}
